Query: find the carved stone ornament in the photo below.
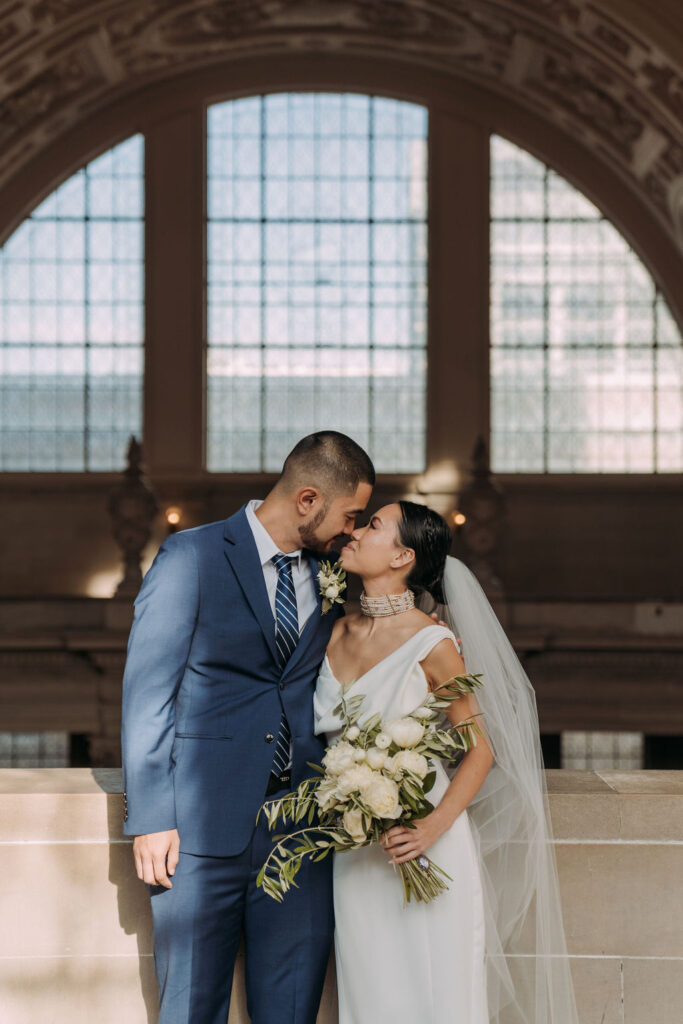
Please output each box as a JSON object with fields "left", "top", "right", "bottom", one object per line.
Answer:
{"left": 0, "top": 1, "right": 681, "bottom": 251}
{"left": 107, "top": 436, "right": 158, "bottom": 598}
{"left": 457, "top": 435, "right": 506, "bottom": 603}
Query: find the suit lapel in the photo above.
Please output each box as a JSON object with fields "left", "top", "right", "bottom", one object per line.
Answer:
{"left": 223, "top": 507, "right": 278, "bottom": 665}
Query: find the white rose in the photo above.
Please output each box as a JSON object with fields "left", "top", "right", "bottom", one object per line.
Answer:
{"left": 324, "top": 582, "right": 340, "bottom": 599}
{"left": 365, "top": 746, "right": 388, "bottom": 770}
{"left": 363, "top": 776, "right": 402, "bottom": 819}
{"left": 323, "top": 741, "right": 356, "bottom": 776}
{"left": 375, "top": 732, "right": 391, "bottom": 750}
{"left": 342, "top": 806, "right": 367, "bottom": 844}
{"left": 412, "top": 706, "right": 435, "bottom": 719}
{"left": 336, "top": 764, "right": 375, "bottom": 796}
{"left": 390, "top": 749, "right": 429, "bottom": 779}
{"left": 353, "top": 748, "right": 366, "bottom": 762}
{"left": 386, "top": 717, "right": 425, "bottom": 748}
{"left": 345, "top": 725, "right": 360, "bottom": 741}
{"left": 315, "top": 779, "right": 340, "bottom": 813}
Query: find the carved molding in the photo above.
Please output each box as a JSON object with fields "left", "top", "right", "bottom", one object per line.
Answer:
{"left": 0, "top": 0, "right": 681, "bottom": 249}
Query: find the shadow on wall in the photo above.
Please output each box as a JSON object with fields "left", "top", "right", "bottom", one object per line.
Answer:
{"left": 91, "top": 768, "right": 158, "bottom": 1024}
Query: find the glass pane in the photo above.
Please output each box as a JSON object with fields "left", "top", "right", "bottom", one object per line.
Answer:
{"left": 490, "top": 135, "right": 682, "bottom": 473}
{"left": 0, "top": 732, "right": 69, "bottom": 768}
{"left": 561, "top": 731, "right": 643, "bottom": 770}
{"left": 207, "top": 94, "right": 428, "bottom": 472}
{"left": 0, "top": 135, "right": 144, "bottom": 471}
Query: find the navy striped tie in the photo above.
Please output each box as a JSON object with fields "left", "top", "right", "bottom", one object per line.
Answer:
{"left": 271, "top": 553, "right": 298, "bottom": 775}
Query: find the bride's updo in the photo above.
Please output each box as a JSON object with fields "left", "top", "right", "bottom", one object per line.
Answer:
{"left": 397, "top": 500, "right": 451, "bottom": 604}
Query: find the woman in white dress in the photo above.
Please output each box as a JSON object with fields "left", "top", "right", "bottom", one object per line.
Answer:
{"left": 314, "top": 500, "right": 579, "bottom": 1024}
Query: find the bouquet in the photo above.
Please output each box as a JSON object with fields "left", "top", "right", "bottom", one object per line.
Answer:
{"left": 257, "top": 673, "right": 483, "bottom": 905}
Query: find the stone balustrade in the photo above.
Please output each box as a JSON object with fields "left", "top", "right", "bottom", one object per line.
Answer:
{"left": 0, "top": 769, "right": 681, "bottom": 1023}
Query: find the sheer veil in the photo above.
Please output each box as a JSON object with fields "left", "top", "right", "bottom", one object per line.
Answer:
{"left": 440, "top": 556, "right": 579, "bottom": 1024}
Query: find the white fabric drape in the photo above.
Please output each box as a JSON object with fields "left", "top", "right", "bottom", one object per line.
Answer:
{"left": 440, "top": 557, "right": 579, "bottom": 1024}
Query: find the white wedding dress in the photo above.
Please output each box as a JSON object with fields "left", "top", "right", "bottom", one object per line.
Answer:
{"left": 314, "top": 624, "right": 489, "bottom": 1024}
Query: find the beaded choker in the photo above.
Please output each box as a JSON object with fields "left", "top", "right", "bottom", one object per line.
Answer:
{"left": 360, "top": 590, "right": 415, "bottom": 617}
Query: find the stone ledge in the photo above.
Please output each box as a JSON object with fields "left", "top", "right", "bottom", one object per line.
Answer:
{"left": 0, "top": 769, "right": 681, "bottom": 1021}
{"left": 1, "top": 770, "right": 682, "bottom": 845}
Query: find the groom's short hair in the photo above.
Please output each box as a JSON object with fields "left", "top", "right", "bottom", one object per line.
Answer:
{"left": 279, "top": 431, "right": 375, "bottom": 496}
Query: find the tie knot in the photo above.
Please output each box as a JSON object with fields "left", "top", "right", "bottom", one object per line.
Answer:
{"left": 272, "top": 552, "right": 295, "bottom": 574}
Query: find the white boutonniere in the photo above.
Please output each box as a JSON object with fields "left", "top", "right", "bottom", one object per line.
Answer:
{"left": 317, "top": 559, "right": 347, "bottom": 614}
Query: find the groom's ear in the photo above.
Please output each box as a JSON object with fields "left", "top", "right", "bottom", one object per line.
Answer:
{"left": 295, "top": 486, "right": 323, "bottom": 515}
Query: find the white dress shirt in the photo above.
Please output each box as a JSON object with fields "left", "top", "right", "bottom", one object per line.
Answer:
{"left": 245, "top": 499, "right": 317, "bottom": 633}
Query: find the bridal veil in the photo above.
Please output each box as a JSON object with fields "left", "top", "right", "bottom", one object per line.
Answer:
{"left": 439, "top": 556, "right": 579, "bottom": 1024}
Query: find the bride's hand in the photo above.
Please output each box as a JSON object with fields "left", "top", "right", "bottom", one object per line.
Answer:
{"left": 381, "top": 813, "right": 447, "bottom": 864}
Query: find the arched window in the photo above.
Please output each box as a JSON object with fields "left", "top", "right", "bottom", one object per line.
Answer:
{"left": 0, "top": 135, "right": 144, "bottom": 471}
{"left": 490, "top": 136, "right": 682, "bottom": 473}
{"left": 206, "top": 93, "right": 428, "bottom": 472}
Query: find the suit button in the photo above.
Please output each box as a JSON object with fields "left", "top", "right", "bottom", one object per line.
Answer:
{"left": 265, "top": 733, "right": 275, "bottom": 743}
{"left": 279, "top": 683, "right": 285, "bottom": 690}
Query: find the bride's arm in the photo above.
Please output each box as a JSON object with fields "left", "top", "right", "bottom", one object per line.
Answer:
{"left": 382, "top": 638, "right": 494, "bottom": 865}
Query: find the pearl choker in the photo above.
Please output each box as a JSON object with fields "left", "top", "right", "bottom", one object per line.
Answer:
{"left": 360, "top": 590, "right": 415, "bottom": 617}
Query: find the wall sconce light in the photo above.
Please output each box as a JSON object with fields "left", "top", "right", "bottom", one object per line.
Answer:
{"left": 451, "top": 510, "right": 466, "bottom": 528}
{"left": 165, "top": 506, "right": 182, "bottom": 533}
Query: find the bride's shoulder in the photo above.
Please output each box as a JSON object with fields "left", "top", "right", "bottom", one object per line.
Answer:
{"left": 411, "top": 607, "right": 438, "bottom": 629}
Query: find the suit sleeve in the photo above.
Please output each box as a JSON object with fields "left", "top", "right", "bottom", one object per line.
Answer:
{"left": 121, "top": 531, "right": 199, "bottom": 835}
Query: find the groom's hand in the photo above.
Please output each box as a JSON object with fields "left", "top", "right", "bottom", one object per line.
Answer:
{"left": 133, "top": 829, "right": 180, "bottom": 888}
{"left": 429, "top": 612, "right": 462, "bottom": 652}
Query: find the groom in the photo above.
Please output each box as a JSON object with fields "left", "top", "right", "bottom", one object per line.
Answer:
{"left": 121, "top": 431, "right": 374, "bottom": 1024}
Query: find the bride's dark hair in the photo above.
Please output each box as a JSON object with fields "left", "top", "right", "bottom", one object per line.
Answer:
{"left": 397, "top": 500, "right": 452, "bottom": 604}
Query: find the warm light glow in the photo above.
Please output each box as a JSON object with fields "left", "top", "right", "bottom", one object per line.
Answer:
{"left": 85, "top": 569, "right": 121, "bottom": 598}
{"left": 417, "top": 460, "right": 460, "bottom": 494}
{"left": 165, "top": 507, "right": 182, "bottom": 526}
{"left": 451, "top": 511, "right": 467, "bottom": 526}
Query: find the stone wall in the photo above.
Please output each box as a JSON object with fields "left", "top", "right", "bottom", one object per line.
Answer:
{"left": 0, "top": 769, "right": 681, "bottom": 1023}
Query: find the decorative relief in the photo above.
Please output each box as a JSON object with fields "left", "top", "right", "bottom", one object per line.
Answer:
{"left": 0, "top": 0, "right": 681, "bottom": 251}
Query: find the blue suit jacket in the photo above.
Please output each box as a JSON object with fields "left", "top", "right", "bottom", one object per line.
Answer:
{"left": 121, "top": 505, "right": 341, "bottom": 857}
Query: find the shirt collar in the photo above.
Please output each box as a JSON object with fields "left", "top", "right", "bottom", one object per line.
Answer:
{"left": 245, "top": 499, "right": 304, "bottom": 571}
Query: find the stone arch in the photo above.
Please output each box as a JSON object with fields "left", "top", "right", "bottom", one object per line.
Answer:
{"left": 1, "top": 1, "right": 681, "bottom": 241}
{"left": 1, "top": 46, "right": 681, "bottom": 332}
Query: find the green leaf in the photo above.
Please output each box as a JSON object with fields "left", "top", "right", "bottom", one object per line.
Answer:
{"left": 423, "top": 770, "right": 436, "bottom": 794}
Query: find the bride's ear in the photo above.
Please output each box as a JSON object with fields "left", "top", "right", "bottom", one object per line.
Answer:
{"left": 390, "top": 546, "right": 415, "bottom": 571}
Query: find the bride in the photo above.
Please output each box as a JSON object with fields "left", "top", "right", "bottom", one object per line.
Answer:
{"left": 313, "top": 500, "right": 579, "bottom": 1024}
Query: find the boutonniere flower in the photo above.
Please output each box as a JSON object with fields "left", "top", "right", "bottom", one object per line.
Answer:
{"left": 317, "top": 559, "right": 347, "bottom": 614}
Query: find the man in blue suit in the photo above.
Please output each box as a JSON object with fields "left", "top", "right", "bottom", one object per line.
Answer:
{"left": 121, "top": 431, "right": 374, "bottom": 1024}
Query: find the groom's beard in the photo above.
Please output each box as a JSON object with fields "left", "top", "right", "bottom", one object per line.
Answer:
{"left": 298, "top": 505, "right": 331, "bottom": 552}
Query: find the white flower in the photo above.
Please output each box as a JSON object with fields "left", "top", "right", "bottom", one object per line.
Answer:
{"left": 353, "top": 748, "right": 366, "bottom": 762}
{"left": 317, "top": 559, "right": 347, "bottom": 614}
{"left": 363, "top": 775, "right": 402, "bottom": 819}
{"left": 365, "top": 746, "right": 388, "bottom": 770}
{"left": 388, "top": 749, "right": 429, "bottom": 779}
{"left": 375, "top": 732, "right": 391, "bottom": 750}
{"left": 385, "top": 717, "right": 425, "bottom": 748}
{"left": 342, "top": 806, "right": 368, "bottom": 843}
{"left": 323, "top": 741, "right": 356, "bottom": 776}
{"left": 336, "top": 764, "right": 375, "bottom": 796}
{"left": 412, "top": 706, "right": 436, "bottom": 720}
{"left": 345, "top": 725, "right": 360, "bottom": 741}
{"left": 315, "top": 779, "right": 341, "bottom": 813}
